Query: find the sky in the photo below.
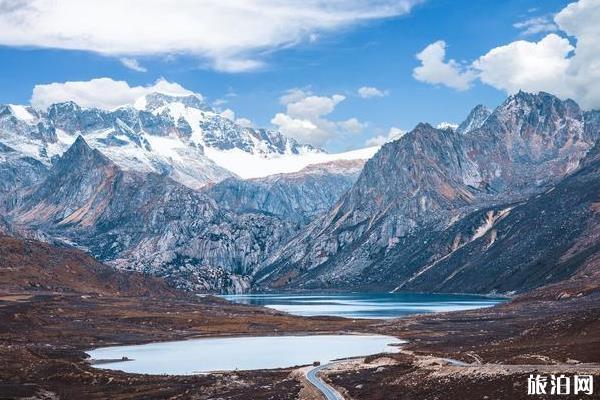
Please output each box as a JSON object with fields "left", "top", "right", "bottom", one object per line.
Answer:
{"left": 0, "top": 0, "right": 597, "bottom": 152}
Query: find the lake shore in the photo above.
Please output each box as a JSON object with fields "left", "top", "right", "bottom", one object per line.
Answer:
{"left": 1, "top": 283, "right": 599, "bottom": 399}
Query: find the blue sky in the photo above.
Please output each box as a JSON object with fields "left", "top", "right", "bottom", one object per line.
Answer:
{"left": 0, "top": 0, "right": 590, "bottom": 152}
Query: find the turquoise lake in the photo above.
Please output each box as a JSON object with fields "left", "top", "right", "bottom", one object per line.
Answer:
{"left": 221, "top": 292, "right": 504, "bottom": 319}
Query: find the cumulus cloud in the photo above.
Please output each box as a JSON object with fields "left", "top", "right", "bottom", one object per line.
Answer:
{"left": 358, "top": 86, "right": 388, "bottom": 98}
{"left": 413, "top": 0, "right": 600, "bottom": 110}
{"left": 365, "top": 127, "right": 406, "bottom": 146}
{"left": 413, "top": 40, "right": 476, "bottom": 91}
{"left": 0, "top": 0, "right": 423, "bottom": 72}
{"left": 473, "top": 34, "right": 574, "bottom": 97}
{"left": 30, "top": 77, "right": 195, "bottom": 110}
{"left": 338, "top": 117, "right": 366, "bottom": 134}
{"left": 219, "top": 108, "right": 254, "bottom": 127}
{"left": 271, "top": 89, "right": 364, "bottom": 146}
{"left": 119, "top": 57, "right": 147, "bottom": 72}
{"left": 513, "top": 15, "right": 558, "bottom": 36}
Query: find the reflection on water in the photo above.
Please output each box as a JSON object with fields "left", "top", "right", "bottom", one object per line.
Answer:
{"left": 221, "top": 292, "right": 504, "bottom": 319}
{"left": 88, "top": 335, "right": 403, "bottom": 374}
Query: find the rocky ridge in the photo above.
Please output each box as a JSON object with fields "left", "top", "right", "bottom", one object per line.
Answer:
{"left": 257, "top": 92, "right": 600, "bottom": 294}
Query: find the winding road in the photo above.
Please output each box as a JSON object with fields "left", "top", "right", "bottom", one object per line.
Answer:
{"left": 304, "top": 355, "right": 470, "bottom": 399}
{"left": 305, "top": 363, "right": 345, "bottom": 400}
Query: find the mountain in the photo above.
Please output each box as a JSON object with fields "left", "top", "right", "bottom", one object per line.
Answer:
{"left": 257, "top": 92, "right": 600, "bottom": 294}
{"left": 7, "top": 137, "right": 296, "bottom": 293}
{"left": 455, "top": 104, "right": 491, "bottom": 134}
{"left": 383, "top": 141, "right": 600, "bottom": 294}
{"left": 4, "top": 90, "right": 598, "bottom": 296}
{"left": 205, "top": 159, "right": 364, "bottom": 225}
{"left": 0, "top": 93, "right": 329, "bottom": 190}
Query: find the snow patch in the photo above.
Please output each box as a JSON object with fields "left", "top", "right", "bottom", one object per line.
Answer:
{"left": 204, "top": 146, "right": 379, "bottom": 179}
{"left": 9, "top": 105, "right": 35, "bottom": 121}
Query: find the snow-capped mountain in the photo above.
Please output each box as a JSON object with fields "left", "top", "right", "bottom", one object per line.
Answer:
{"left": 0, "top": 92, "right": 375, "bottom": 189}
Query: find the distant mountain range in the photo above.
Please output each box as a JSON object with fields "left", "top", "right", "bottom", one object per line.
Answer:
{"left": 1, "top": 90, "right": 599, "bottom": 295}
{"left": 0, "top": 92, "right": 374, "bottom": 189}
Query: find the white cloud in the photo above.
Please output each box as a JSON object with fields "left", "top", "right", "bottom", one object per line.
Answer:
{"left": 219, "top": 108, "right": 254, "bottom": 127}
{"left": 413, "top": 0, "right": 600, "bottom": 110}
{"left": 436, "top": 122, "right": 458, "bottom": 130}
{"left": 0, "top": 0, "right": 423, "bottom": 72}
{"left": 358, "top": 86, "right": 388, "bottom": 98}
{"left": 473, "top": 34, "right": 574, "bottom": 97}
{"left": 338, "top": 118, "right": 366, "bottom": 134}
{"left": 286, "top": 93, "right": 345, "bottom": 119}
{"left": 365, "top": 127, "right": 406, "bottom": 146}
{"left": 513, "top": 15, "right": 558, "bottom": 36}
{"left": 413, "top": 40, "right": 476, "bottom": 91}
{"left": 220, "top": 108, "right": 236, "bottom": 121}
{"left": 271, "top": 89, "right": 364, "bottom": 146}
{"left": 235, "top": 117, "right": 253, "bottom": 128}
{"left": 119, "top": 57, "right": 147, "bottom": 72}
{"left": 30, "top": 77, "right": 195, "bottom": 110}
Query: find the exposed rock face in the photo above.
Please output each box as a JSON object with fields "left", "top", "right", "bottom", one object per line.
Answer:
{"left": 205, "top": 159, "right": 364, "bottom": 224}
{"left": 258, "top": 92, "right": 600, "bottom": 294}
{"left": 8, "top": 137, "right": 295, "bottom": 293}
{"left": 0, "top": 142, "right": 48, "bottom": 198}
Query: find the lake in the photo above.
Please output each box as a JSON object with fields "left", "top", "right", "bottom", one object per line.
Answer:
{"left": 87, "top": 334, "right": 403, "bottom": 374}
{"left": 88, "top": 293, "right": 502, "bottom": 375}
{"left": 221, "top": 292, "right": 504, "bottom": 319}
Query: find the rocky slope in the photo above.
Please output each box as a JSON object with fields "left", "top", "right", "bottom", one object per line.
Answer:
{"left": 258, "top": 92, "right": 600, "bottom": 293}
{"left": 0, "top": 143, "right": 47, "bottom": 194}
{"left": 7, "top": 137, "right": 296, "bottom": 293}
{"left": 0, "top": 233, "right": 178, "bottom": 296}
{"left": 205, "top": 159, "right": 364, "bottom": 225}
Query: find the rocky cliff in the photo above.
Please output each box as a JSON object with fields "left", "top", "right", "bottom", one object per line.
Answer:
{"left": 205, "top": 159, "right": 364, "bottom": 225}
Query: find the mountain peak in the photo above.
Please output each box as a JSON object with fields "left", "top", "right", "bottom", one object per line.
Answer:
{"left": 58, "top": 135, "right": 112, "bottom": 169}
{"left": 494, "top": 91, "right": 582, "bottom": 125}
{"left": 414, "top": 122, "right": 435, "bottom": 131}
{"left": 47, "top": 100, "right": 82, "bottom": 113}
{"left": 456, "top": 104, "right": 491, "bottom": 135}
{"left": 135, "top": 92, "right": 209, "bottom": 112}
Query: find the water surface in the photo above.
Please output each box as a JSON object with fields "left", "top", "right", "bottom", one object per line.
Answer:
{"left": 221, "top": 292, "right": 503, "bottom": 319}
{"left": 88, "top": 334, "right": 402, "bottom": 375}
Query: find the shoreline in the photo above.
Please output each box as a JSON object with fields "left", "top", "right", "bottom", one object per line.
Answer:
{"left": 2, "top": 285, "right": 599, "bottom": 399}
